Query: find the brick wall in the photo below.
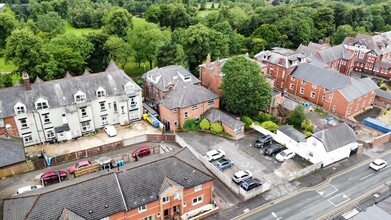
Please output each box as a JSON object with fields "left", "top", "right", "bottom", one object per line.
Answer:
{"left": 0, "top": 116, "right": 19, "bottom": 136}
{"left": 372, "top": 132, "right": 391, "bottom": 148}
{"left": 200, "top": 66, "right": 223, "bottom": 96}
{"left": 374, "top": 96, "right": 391, "bottom": 109}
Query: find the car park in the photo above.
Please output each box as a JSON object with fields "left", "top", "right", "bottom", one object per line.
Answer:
{"left": 370, "top": 159, "right": 387, "bottom": 171}
{"left": 206, "top": 149, "right": 225, "bottom": 162}
{"left": 240, "top": 178, "right": 262, "bottom": 191}
{"left": 41, "top": 170, "right": 68, "bottom": 186}
{"left": 95, "top": 157, "right": 115, "bottom": 170}
{"left": 104, "top": 125, "right": 117, "bottom": 137}
{"left": 275, "top": 149, "right": 296, "bottom": 162}
{"left": 232, "top": 170, "right": 253, "bottom": 184}
{"left": 264, "top": 144, "right": 283, "bottom": 156}
{"left": 16, "top": 185, "right": 43, "bottom": 194}
{"left": 254, "top": 134, "right": 273, "bottom": 148}
{"left": 69, "top": 160, "right": 92, "bottom": 174}
{"left": 132, "top": 146, "right": 151, "bottom": 158}
{"left": 216, "top": 158, "right": 234, "bottom": 171}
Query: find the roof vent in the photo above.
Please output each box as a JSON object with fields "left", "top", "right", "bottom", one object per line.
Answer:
{"left": 89, "top": 210, "right": 93, "bottom": 214}
{"left": 184, "top": 177, "right": 188, "bottom": 180}
{"left": 105, "top": 205, "right": 109, "bottom": 208}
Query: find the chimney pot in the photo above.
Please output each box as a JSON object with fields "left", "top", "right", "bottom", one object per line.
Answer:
{"left": 206, "top": 54, "right": 211, "bottom": 69}
{"left": 22, "top": 72, "right": 31, "bottom": 91}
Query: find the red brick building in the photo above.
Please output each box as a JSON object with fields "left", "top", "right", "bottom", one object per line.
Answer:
{"left": 254, "top": 48, "right": 309, "bottom": 90}
{"left": 343, "top": 33, "right": 391, "bottom": 78}
{"left": 285, "top": 63, "right": 378, "bottom": 118}
{"left": 3, "top": 148, "right": 216, "bottom": 220}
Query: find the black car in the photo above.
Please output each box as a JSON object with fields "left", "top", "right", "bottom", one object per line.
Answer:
{"left": 240, "top": 178, "right": 262, "bottom": 191}
{"left": 254, "top": 134, "right": 273, "bottom": 148}
{"left": 264, "top": 144, "right": 283, "bottom": 156}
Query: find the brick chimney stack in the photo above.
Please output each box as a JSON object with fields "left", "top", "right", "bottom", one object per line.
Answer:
{"left": 206, "top": 54, "right": 211, "bottom": 69}
{"left": 22, "top": 72, "right": 31, "bottom": 91}
{"left": 318, "top": 39, "right": 323, "bottom": 44}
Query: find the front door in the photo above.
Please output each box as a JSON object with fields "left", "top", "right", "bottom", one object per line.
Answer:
{"left": 164, "top": 208, "right": 170, "bottom": 220}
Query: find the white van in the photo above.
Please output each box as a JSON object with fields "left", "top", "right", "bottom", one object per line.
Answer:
{"left": 104, "top": 125, "right": 117, "bottom": 137}
{"left": 16, "top": 185, "right": 43, "bottom": 194}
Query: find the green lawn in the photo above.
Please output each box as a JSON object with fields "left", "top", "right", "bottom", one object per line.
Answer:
{"left": 198, "top": 9, "right": 217, "bottom": 18}
{"left": 64, "top": 22, "right": 101, "bottom": 36}
{"left": 0, "top": 57, "right": 15, "bottom": 73}
{"left": 133, "top": 17, "right": 148, "bottom": 28}
{"left": 124, "top": 57, "right": 155, "bottom": 77}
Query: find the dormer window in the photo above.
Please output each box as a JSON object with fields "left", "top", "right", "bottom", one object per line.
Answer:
{"left": 96, "top": 87, "right": 106, "bottom": 98}
{"left": 35, "top": 98, "right": 49, "bottom": 110}
{"left": 124, "top": 82, "right": 135, "bottom": 94}
{"left": 14, "top": 102, "right": 26, "bottom": 114}
{"left": 74, "top": 91, "right": 87, "bottom": 103}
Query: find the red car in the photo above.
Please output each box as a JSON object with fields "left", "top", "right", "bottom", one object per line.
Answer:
{"left": 69, "top": 160, "right": 91, "bottom": 174}
{"left": 41, "top": 170, "right": 68, "bottom": 186}
{"left": 132, "top": 146, "right": 151, "bottom": 158}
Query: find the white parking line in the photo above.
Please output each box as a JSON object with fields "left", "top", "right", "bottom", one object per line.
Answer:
{"left": 328, "top": 193, "right": 350, "bottom": 207}
{"left": 359, "top": 173, "right": 373, "bottom": 181}
{"left": 316, "top": 184, "right": 338, "bottom": 197}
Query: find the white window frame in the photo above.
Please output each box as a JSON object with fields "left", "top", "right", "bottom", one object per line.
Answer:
{"left": 80, "top": 108, "right": 87, "bottom": 117}
{"left": 35, "top": 98, "right": 49, "bottom": 110}
{"left": 14, "top": 102, "right": 26, "bottom": 115}
{"left": 19, "top": 118, "right": 28, "bottom": 128}
{"left": 312, "top": 84, "right": 317, "bottom": 89}
{"left": 291, "top": 76, "right": 296, "bottom": 81}
{"left": 173, "top": 108, "right": 178, "bottom": 113}
{"left": 290, "top": 84, "right": 294, "bottom": 90}
{"left": 74, "top": 91, "right": 87, "bottom": 103}
{"left": 192, "top": 104, "right": 198, "bottom": 110}
{"left": 101, "top": 115, "right": 109, "bottom": 126}
{"left": 174, "top": 192, "right": 182, "bottom": 200}
{"left": 192, "top": 196, "right": 203, "bottom": 205}
{"left": 310, "top": 92, "right": 315, "bottom": 98}
{"left": 322, "top": 96, "right": 325, "bottom": 102}
{"left": 138, "top": 204, "right": 147, "bottom": 213}
{"left": 184, "top": 112, "right": 189, "bottom": 119}
{"left": 300, "top": 88, "right": 304, "bottom": 94}
{"left": 301, "top": 80, "right": 306, "bottom": 85}
{"left": 42, "top": 113, "right": 50, "bottom": 124}
{"left": 194, "top": 184, "right": 202, "bottom": 192}
{"left": 46, "top": 129, "right": 55, "bottom": 139}
{"left": 96, "top": 87, "right": 106, "bottom": 98}
{"left": 23, "top": 135, "right": 33, "bottom": 143}
{"left": 208, "top": 100, "right": 214, "bottom": 105}
{"left": 100, "top": 101, "right": 106, "bottom": 112}
{"left": 81, "top": 121, "right": 92, "bottom": 132}
{"left": 162, "top": 196, "right": 170, "bottom": 203}
{"left": 124, "top": 82, "right": 135, "bottom": 94}
{"left": 174, "top": 121, "right": 178, "bottom": 127}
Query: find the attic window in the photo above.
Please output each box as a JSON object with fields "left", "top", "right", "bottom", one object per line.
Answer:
{"left": 35, "top": 98, "right": 49, "bottom": 110}
{"left": 124, "top": 82, "right": 135, "bottom": 94}
{"left": 96, "top": 87, "right": 106, "bottom": 98}
{"left": 74, "top": 91, "right": 87, "bottom": 103}
{"left": 14, "top": 102, "right": 26, "bottom": 114}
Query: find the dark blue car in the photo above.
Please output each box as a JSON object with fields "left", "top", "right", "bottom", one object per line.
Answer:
{"left": 216, "top": 158, "right": 234, "bottom": 171}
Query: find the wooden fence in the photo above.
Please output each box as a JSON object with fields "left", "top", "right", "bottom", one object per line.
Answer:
{"left": 74, "top": 163, "right": 102, "bottom": 177}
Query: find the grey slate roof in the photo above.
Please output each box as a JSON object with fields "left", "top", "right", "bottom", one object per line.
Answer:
{"left": 204, "top": 108, "right": 245, "bottom": 129}
{"left": 344, "top": 33, "right": 391, "bottom": 55}
{"left": 58, "top": 208, "right": 86, "bottom": 220}
{"left": 296, "top": 42, "right": 331, "bottom": 56}
{"left": 339, "top": 78, "right": 378, "bottom": 102}
{"left": 255, "top": 48, "right": 308, "bottom": 68}
{"left": 158, "top": 177, "right": 183, "bottom": 195}
{"left": 0, "top": 137, "right": 25, "bottom": 167}
{"left": 278, "top": 125, "right": 306, "bottom": 142}
{"left": 142, "top": 65, "right": 200, "bottom": 92}
{"left": 0, "top": 62, "right": 140, "bottom": 117}
{"left": 117, "top": 157, "right": 213, "bottom": 210}
{"left": 312, "top": 123, "right": 357, "bottom": 152}
{"left": 160, "top": 81, "right": 219, "bottom": 109}
{"left": 316, "top": 45, "right": 353, "bottom": 63}
{"left": 3, "top": 196, "right": 38, "bottom": 220}
{"left": 376, "top": 89, "right": 391, "bottom": 101}
{"left": 290, "top": 63, "right": 351, "bottom": 90}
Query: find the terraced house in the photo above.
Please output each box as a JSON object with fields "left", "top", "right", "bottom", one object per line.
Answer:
{"left": 0, "top": 62, "right": 142, "bottom": 146}
{"left": 285, "top": 63, "right": 378, "bottom": 118}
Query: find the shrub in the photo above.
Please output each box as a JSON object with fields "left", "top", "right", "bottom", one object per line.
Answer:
{"left": 254, "top": 121, "right": 261, "bottom": 126}
{"left": 305, "top": 125, "right": 314, "bottom": 133}
{"left": 305, "top": 131, "right": 312, "bottom": 137}
{"left": 241, "top": 116, "right": 253, "bottom": 129}
{"left": 287, "top": 105, "right": 306, "bottom": 128}
{"left": 211, "top": 122, "right": 223, "bottom": 134}
{"left": 261, "top": 121, "right": 279, "bottom": 133}
{"left": 183, "top": 119, "right": 199, "bottom": 131}
{"left": 199, "top": 118, "right": 211, "bottom": 130}
{"left": 380, "top": 85, "right": 387, "bottom": 91}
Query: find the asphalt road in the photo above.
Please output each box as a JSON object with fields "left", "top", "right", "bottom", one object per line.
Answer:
{"left": 235, "top": 150, "right": 391, "bottom": 220}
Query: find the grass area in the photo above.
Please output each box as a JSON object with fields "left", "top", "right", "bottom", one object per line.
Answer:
{"left": 133, "top": 17, "right": 148, "bottom": 28}
{"left": 314, "top": 108, "right": 327, "bottom": 116}
{"left": 123, "top": 57, "right": 155, "bottom": 78}
{"left": 0, "top": 57, "right": 16, "bottom": 73}
{"left": 198, "top": 10, "right": 217, "bottom": 17}
{"left": 64, "top": 22, "right": 101, "bottom": 36}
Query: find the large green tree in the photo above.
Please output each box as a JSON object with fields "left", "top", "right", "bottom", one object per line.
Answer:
{"left": 312, "top": 7, "right": 335, "bottom": 38}
{"left": 36, "top": 12, "right": 65, "bottom": 39}
{"left": 156, "top": 40, "right": 187, "bottom": 68}
{"left": 182, "top": 24, "right": 229, "bottom": 73}
{"left": 104, "top": 36, "right": 132, "bottom": 68}
{"left": 86, "top": 32, "right": 111, "bottom": 72}
{"left": 332, "top": 25, "right": 355, "bottom": 44}
{"left": 286, "top": 105, "right": 306, "bottom": 128}
{"left": 144, "top": 4, "right": 192, "bottom": 30}
{"left": 250, "top": 24, "right": 281, "bottom": 50}
{"left": 0, "top": 11, "right": 17, "bottom": 49}
{"left": 127, "top": 22, "right": 170, "bottom": 69}
{"left": 220, "top": 56, "right": 273, "bottom": 116}
{"left": 5, "top": 29, "right": 43, "bottom": 78}
{"left": 103, "top": 7, "right": 133, "bottom": 38}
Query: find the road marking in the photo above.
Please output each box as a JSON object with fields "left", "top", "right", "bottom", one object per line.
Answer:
{"left": 316, "top": 184, "right": 338, "bottom": 197}
{"left": 359, "top": 173, "right": 373, "bottom": 180}
{"left": 328, "top": 193, "right": 350, "bottom": 207}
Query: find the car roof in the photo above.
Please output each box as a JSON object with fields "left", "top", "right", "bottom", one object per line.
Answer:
{"left": 373, "top": 159, "right": 386, "bottom": 164}
{"left": 79, "top": 160, "right": 90, "bottom": 165}
{"left": 138, "top": 146, "right": 149, "bottom": 150}
{"left": 243, "top": 178, "right": 260, "bottom": 184}
{"left": 217, "top": 158, "right": 229, "bottom": 163}
{"left": 207, "top": 149, "right": 222, "bottom": 156}
{"left": 282, "top": 149, "right": 293, "bottom": 153}
{"left": 234, "top": 170, "right": 249, "bottom": 176}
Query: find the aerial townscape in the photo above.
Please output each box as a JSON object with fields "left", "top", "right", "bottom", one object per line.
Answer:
{"left": 2, "top": 0, "right": 391, "bottom": 220}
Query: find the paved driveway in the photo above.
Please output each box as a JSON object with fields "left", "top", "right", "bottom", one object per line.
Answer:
{"left": 178, "top": 131, "right": 300, "bottom": 201}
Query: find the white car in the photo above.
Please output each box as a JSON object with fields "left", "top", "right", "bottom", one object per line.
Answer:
{"left": 104, "top": 125, "right": 117, "bottom": 137}
{"left": 205, "top": 149, "right": 225, "bottom": 162}
{"left": 275, "top": 149, "right": 296, "bottom": 162}
{"left": 16, "top": 185, "right": 43, "bottom": 194}
{"left": 370, "top": 159, "right": 387, "bottom": 171}
{"left": 232, "top": 170, "right": 253, "bottom": 184}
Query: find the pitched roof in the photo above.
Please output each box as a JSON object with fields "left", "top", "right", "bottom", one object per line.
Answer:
{"left": 255, "top": 48, "right": 308, "bottom": 68}
{"left": 312, "top": 123, "right": 357, "bottom": 152}
{"left": 376, "top": 89, "right": 391, "bottom": 101}
{"left": 296, "top": 42, "right": 331, "bottom": 56}
{"left": 158, "top": 176, "right": 183, "bottom": 195}
{"left": 290, "top": 63, "right": 352, "bottom": 90}
{"left": 0, "top": 62, "right": 140, "bottom": 118}
{"left": 339, "top": 78, "right": 378, "bottom": 102}
{"left": 3, "top": 148, "right": 213, "bottom": 220}
{"left": 160, "top": 82, "right": 219, "bottom": 109}
{"left": 0, "top": 137, "right": 25, "bottom": 167}
{"left": 316, "top": 45, "right": 353, "bottom": 63}
{"left": 204, "top": 108, "right": 245, "bottom": 129}
{"left": 142, "top": 65, "right": 200, "bottom": 92}
{"left": 278, "top": 125, "right": 306, "bottom": 142}
{"left": 344, "top": 33, "right": 391, "bottom": 55}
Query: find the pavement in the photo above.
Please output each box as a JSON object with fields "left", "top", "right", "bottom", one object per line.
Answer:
{"left": 354, "top": 106, "right": 382, "bottom": 123}
{"left": 24, "top": 121, "right": 161, "bottom": 157}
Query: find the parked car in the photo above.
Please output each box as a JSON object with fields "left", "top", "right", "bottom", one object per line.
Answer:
{"left": 41, "top": 170, "right": 68, "bottom": 186}
{"left": 95, "top": 157, "right": 114, "bottom": 170}
{"left": 232, "top": 170, "right": 253, "bottom": 184}
{"left": 254, "top": 134, "right": 273, "bottom": 148}
{"left": 216, "top": 158, "right": 234, "bottom": 171}
{"left": 275, "top": 149, "right": 296, "bottom": 162}
{"left": 69, "top": 160, "right": 92, "bottom": 174}
{"left": 240, "top": 178, "right": 262, "bottom": 191}
{"left": 16, "top": 185, "right": 43, "bottom": 194}
{"left": 205, "top": 149, "right": 225, "bottom": 162}
{"left": 104, "top": 125, "right": 117, "bottom": 137}
{"left": 132, "top": 146, "right": 151, "bottom": 158}
{"left": 370, "top": 159, "right": 387, "bottom": 171}
{"left": 264, "top": 144, "right": 283, "bottom": 156}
